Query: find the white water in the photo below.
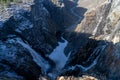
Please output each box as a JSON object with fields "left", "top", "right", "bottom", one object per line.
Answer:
{"left": 17, "top": 39, "right": 50, "bottom": 73}
{"left": 49, "top": 37, "right": 70, "bottom": 70}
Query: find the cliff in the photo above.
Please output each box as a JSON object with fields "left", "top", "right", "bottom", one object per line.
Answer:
{"left": 1, "top": 0, "right": 120, "bottom": 80}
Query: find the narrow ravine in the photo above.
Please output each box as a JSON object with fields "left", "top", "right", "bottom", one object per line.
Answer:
{"left": 17, "top": 36, "right": 106, "bottom": 77}
{"left": 16, "top": 37, "right": 106, "bottom": 79}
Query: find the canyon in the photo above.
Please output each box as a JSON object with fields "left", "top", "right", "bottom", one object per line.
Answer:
{"left": 0, "top": 0, "right": 120, "bottom": 80}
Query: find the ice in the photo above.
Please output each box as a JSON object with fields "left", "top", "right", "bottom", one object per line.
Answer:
{"left": 48, "top": 37, "right": 71, "bottom": 79}
{"left": 49, "top": 37, "right": 69, "bottom": 69}
{"left": 64, "top": 45, "right": 106, "bottom": 71}
{"left": 17, "top": 37, "right": 70, "bottom": 77}
{"left": 16, "top": 39, "right": 50, "bottom": 73}
{"left": 67, "top": 57, "right": 98, "bottom": 71}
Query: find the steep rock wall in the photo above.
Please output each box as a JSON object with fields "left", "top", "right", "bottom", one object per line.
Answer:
{"left": 0, "top": 0, "right": 59, "bottom": 79}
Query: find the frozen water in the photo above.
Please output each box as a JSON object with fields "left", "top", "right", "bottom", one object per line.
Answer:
{"left": 17, "top": 39, "right": 50, "bottom": 73}
{"left": 49, "top": 37, "right": 69, "bottom": 69}
{"left": 63, "top": 45, "right": 106, "bottom": 72}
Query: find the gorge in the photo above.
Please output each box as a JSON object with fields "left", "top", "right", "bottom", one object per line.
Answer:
{"left": 0, "top": 0, "right": 120, "bottom": 80}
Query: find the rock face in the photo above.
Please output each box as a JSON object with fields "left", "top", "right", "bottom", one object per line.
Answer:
{"left": 0, "top": 0, "right": 58, "bottom": 54}
{"left": 0, "top": 0, "right": 58, "bottom": 80}
{"left": 0, "top": 38, "right": 41, "bottom": 80}
{"left": 61, "top": 0, "right": 120, "bottom": 80}
{"left": 75, "top": 0, "right": 120, "bottom": 43}
{"left": 1, "top": 0, "right": 120, "bottom": 80}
